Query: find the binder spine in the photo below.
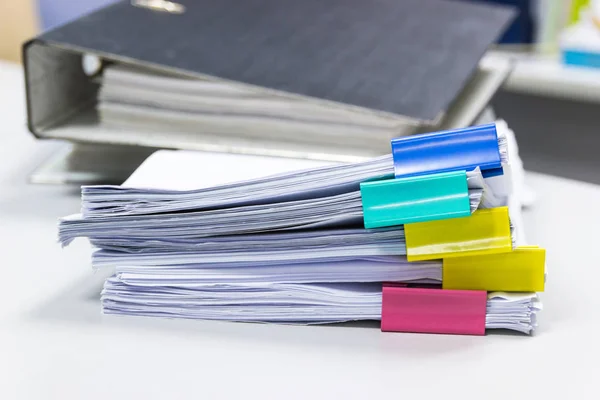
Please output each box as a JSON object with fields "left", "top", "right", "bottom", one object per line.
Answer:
{"left": 381, "top": 285, "right": 487, "bottom": 335}
{"left": 360, "top": 170, "right": 471, "bottom": 229}
{"left": 391, "top": 123, "right": 502, "bottom": 179}
{"left": 443, "top": 246, "right": 546, "bottom": 292}
{"left": 404, "top": 207, "right": 513, "bottom": 261}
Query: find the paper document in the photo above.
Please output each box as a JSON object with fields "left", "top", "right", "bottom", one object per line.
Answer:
{"left": 78, "top": 125, "right": 508, "bottom": 218}
{"left": 98, "top": 65, "right": 406, "bottom": 150}
{"left": 60, "top": 182, "right": 490, "bottom": 246}
{"left": 112, "top": 257, "right": 442, "bottom": 285}
{"left": 58, "top": 120, "right": 541, "bottom": 335}
{"left": 102, "top": 277, "right": 541, "bottom": 333}
{"left": 79, "top": 165, "right": 505, "bottom": 220}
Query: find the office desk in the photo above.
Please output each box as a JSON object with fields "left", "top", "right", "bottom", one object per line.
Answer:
{"left": 1, "top": 61, "right": 599, "bottom": 399}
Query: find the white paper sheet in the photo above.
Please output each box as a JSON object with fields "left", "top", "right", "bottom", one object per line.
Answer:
{"left": 101, "top": 277, "right": 541, "bottom": 332}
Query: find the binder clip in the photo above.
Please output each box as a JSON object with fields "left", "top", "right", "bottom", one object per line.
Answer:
{"left": 391, "top": 123, "right": 505, "bottom": 179}
{"left": 381, "top": 285, "right": 487, "bottom": 335}
{"left": 360, "top": 170, "right": 471, "bottom": 229}
{"left": 404, "top": 207, "right": 513, "bottom": 261}
{"left": 443, "top": 246, "right": 546, "bottom": 292}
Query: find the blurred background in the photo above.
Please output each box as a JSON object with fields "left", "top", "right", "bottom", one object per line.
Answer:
{"left": 0, "top": 0, "right": 584, "bottom": 61}
{"left": 2, "top": 0, "right": 600, "bottom": 184}
{"left": 1, "top": 0, "right": 116, "bottom": 62}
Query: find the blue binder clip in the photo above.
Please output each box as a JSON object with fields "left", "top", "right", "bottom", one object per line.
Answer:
{"left": 391, "top": 123, "right": 504, "bottom": 179}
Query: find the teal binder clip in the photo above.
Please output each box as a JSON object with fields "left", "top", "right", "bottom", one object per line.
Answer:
{"left": 360, "top": 170, "right": 471, "bottom": 229}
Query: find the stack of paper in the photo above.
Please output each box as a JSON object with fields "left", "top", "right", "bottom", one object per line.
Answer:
{"left": 60, "top": 172, "right": 491, "bottom": 246}
{"left": 101, "top": 280, "right": 541, "bottom": 334}
{"left": 59, "top": 121, "right": 545, "bottom": 336}
{"left": 98, "top": 65, "right": 405, "bottom": 150}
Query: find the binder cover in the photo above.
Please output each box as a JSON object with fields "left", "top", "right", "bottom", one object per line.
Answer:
{"left": 360, "top": 170, "right": 471, "bottom": 229}
{"left": 22, "top": 0, "right": 515, "bottom": 161}
{"left": 380, "top": 285, "right": 487, "bottom": 335}
{"left": 404, "top": 207, "right": 513, "bottom": 261}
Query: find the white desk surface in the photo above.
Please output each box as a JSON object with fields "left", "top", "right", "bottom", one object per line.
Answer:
{"left": 1, "top": 61, "right": 599, "bottom": 399}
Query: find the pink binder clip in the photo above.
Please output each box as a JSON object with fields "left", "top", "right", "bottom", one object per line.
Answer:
{"left": 381, "top": 285, "right": 487, "bottom": 335}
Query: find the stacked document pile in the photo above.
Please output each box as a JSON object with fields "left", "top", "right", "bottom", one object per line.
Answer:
{"left": 98, "top": 64, "right": 407, "bottom": 153}
{"left": 59, "top": 121, "right": 546, "bottom": 335}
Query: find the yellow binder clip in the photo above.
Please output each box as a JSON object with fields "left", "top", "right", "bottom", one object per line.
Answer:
{"left": 443, "top": 246, "right": 546, "bottom": 292}
{"left": 404, "top": 207, "right": 512, "bottom": 261}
